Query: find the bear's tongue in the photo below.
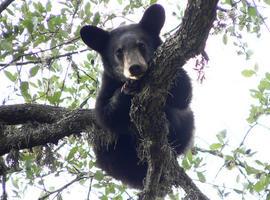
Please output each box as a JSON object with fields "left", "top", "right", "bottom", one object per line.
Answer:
{"left": 121, "top": 82, "right": 128, "bottom": 93}
{"left": 120, "top": 80, "right": 140, "bottom": 94}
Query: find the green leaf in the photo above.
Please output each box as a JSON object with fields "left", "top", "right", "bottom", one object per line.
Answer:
{"left": 1, "top": 40, "right": 13, "bottom": 51}
{"left": 150, "top": 0, "right": 158, "bottom": 4}
{"left": 33, "top": 2, "right": 45, "bottom": 13}
{"left": 255, "top": 160, "right": 264, "bottom": 166}
{"left": 4, "top": 70, "right": 17, "bottom": 82}
{"left": 48, "top": 91, "right": 62, "bottom": 105}
{"left": 29, "top": 66, "right": 40, "bottom": 77}
{"left": 236, "top": 175, "right": 240, "bottom": 183}
{"left": 209, "top": 143, "right": 222, "bottom": 150}
{"left": 254, "top": 175, "right": 267, "bottom": 192}
{"left": 67, "top": 146, "right": 78, "bottom": 160}
{"left": 5, "top": 8, "right": 14, "bottom": 16}
{"left": 101, "top": 196, "right": 108, "bottom": 200}
{"left": 94, "top": 170, "right": 104, "bottom": 181}
{"left": 181, "top": 157, "right": 191, "bottom": 170}
{"left": 11, "top": 178, "right": 19, "bottom": 189}
{"left": 84, "top": 2, "right": 91, "bottom": 17}
{"left": 217, "top": 130, "right": 226, "bottom": 143}
{"left": 246, "top": 50, "right": 253, "bottom": 60}
{"left": 22, "top": 19, "right": 34, "bottom": 33}
{"left": 105, "top": 184, "right": 116, "bottom": 194}
{"left": 223, "top": 0, "right": 232, "bottom": 5}
{"left": 92, "top": 12, "right": 100, "bottom": 26}
{"left": 193, "top": 157, "right": 203, "bottom": 168}
{"left": 259, "top": 79, "right": 270, "bottom": 91}
{"left": 265, "top": 72, "right": 270, "bottom": 80}
{"left": 46, "top": 1, "right": 52, "bottom": 11}
{"left": 225, "top": 155, "right": 234, "bottom": 161}
{"left": 264, "top": 0, "right": 270, "bottom": 5}
{"left": 20, "top": 81, "right": 31, "bottom": 100}
{"left": 197, "top": 172, "right": 206, "bottom": 183}
{"left": 64, "top": 45, "right": 77, "bottom": 51}
{"left": 233, "top": 188, "right": 243, "bottom": 194}
{"left": 248, "top": 6, "right": 256, "bottom": 17}
{"left": 245, "top": 165, "right": 260, "bottom": 175}
{"left": 222, "top": 34, "right": 228, "bottom": 45}
{"left": 186, "top": 150, "right": 193, "bottom": 163}
{"left": 242, "top": 69, "right": 255, "bottom": 77}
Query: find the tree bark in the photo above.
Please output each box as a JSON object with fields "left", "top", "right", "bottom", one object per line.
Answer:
{"left": 0, "top": 104, "right": 98, "bottom": 156}
{"left": 0, "top": 0, "right": 219, "bottom": 199}
{"left": 131, "top": 0, "right": 218, "bottom": 199}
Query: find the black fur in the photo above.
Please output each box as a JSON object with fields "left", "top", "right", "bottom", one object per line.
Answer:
{"left": 80, "top": 4, "right": 194, "bottom": 189}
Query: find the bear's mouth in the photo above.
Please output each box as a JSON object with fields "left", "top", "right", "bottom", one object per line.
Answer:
{"left": 123, "top": 66, "right": 146, "bottom": 80}
{"left": 123, "top": 73, "right": 142, "bottom": 80}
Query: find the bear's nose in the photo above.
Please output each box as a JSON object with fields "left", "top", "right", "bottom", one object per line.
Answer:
{"left": 129, "top": 64, "right": 143, "bottom": 76}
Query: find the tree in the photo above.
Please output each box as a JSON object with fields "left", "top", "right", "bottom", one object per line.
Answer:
{"left": 0, "top": 0, "right": 269, "bottom": 200}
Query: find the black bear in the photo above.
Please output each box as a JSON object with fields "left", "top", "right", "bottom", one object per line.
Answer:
{"left": 80, "top": 4, "right": 194, "bottom": 189}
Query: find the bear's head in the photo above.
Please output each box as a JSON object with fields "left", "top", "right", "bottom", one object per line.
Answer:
{"left": 80, "top": 4, "right": 165, "bottom": 82}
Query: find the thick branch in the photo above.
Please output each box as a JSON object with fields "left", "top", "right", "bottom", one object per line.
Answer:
{"left": 0, "top": 104, "right": 67, "bottom": 124}
{"left": 151, "top": 0, "right": 218, "bottom": 83}
{"left": 131, "top": 0, "right": 218, "bottom": 199}
{"left": 175, "top": 165, "right": 209, "bottom": 200}
{"left": 0, "top": 104, "right": 97, "bottom": 156}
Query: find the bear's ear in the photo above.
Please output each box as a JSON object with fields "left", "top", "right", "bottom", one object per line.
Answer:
{"left": 139, "top": 4, "right": 165, "bottom": 36}
{"left": 80, "top": 25, "right": 109, "bottom": 53}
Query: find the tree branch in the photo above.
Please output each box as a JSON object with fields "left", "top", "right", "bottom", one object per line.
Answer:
{"left": 0, "top": 104, "right": 67, "bottom": 124}
{"left": 176, "top": 166, "right": 209, "bottom": 200}
{"left": 38, "top": 174, "right": 89, "bottom": 200}
{"left": 131, "top": 0, "right": 218, "bottom": 199}
{"left": 0, "top": 49, "right": 88, "bottom": 70}
{"left": 0, "top": 0, "right": 15, "bottom": 14}
{"left": 0, "top": 104, "right": 98, "bottom": 156}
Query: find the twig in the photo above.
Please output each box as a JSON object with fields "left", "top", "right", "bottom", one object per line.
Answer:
{"left": 86, "top": 176, "right": 93, "bottom": 200}
{"left": 195, "top": 147, "right": 247, "bottom": 169}
{"left": 56, "top": 57, "right": 72, "bottom": 106}
{"left": 0, "top": 37, "right": 81, "bottom": 69}
{"left": 38, "top": 174, "right": 88, "bottom": 200}
{"left": 239, "top": 122, "right": 258, "bottom": 147}
{"left": 1, "top": 174, "right": 7, "bottom": 200}
{"left": 193, "top": 178, "right": 243, "bottom": 192}
{"left": 0, "top": 49, "right": 88, "bottom": 70}
{"left": 195, "top": 146, "right": 254, "bottom": 188}
{"left": 250, "top": 0, "right": 270, "bottom": 33}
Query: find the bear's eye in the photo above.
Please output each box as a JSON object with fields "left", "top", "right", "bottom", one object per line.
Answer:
{"left": 115, "top": 48, "right": 124, "bottom": 60}
{"left": 137, "top": 42, "right": 146, "bottom": 53}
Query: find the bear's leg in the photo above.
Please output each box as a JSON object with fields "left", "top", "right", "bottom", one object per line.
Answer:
{"left": 165, "top": 107, "right": 194, "bottom": 154}
{"left": 94, "top": 134, "right": 147, "bottom": 189}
